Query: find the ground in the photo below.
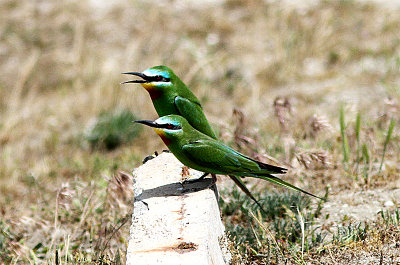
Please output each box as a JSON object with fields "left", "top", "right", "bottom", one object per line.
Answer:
{"left": 0, "top": 0, "right": 399, "bottom": 264}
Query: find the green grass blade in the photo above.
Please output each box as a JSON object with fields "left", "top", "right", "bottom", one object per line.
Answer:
{"left": 362, "top": 144, "right": 370, "bottom": 164}
{"left": 362, "top": 143, "right": 370, "bottom": 181}
{"left": 379, "top": 118, "right": 395, "bottom": 173}
{"left": 355, "top": 113, "right": 361, "bottom": 176}
{"left": 340, "top": 107, "right": 350, "bottom": 164}
{"left": 355, "top": 113, "right": 361, "bottom": 141}
{"left": 355, "top": 113, "right": 361, "bottom": 159}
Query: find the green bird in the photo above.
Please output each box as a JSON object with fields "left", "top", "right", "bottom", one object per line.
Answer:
{"left": 122, "top": 66, "right": 216, "bottom": 138}
{"left": 122, "top": 65, "right": 268, "bottom": 209}
{"left": 135, "top": 115, "right": 321, "bottom": 200}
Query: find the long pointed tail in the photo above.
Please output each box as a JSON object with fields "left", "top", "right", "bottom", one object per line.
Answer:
{"left": 228, "top": 175, "right": 268, "bottom": 214}
{"left": 254, "top": 173, "right": 324, "bottom": 200}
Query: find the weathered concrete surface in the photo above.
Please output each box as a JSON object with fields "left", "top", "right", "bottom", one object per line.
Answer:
{"left": 126, "top": 152, "right": 231, "bottom": 265}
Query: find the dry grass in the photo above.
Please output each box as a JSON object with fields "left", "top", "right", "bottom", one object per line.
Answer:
{"left": 0, "top": 0, "right": 399, "bottom": 264}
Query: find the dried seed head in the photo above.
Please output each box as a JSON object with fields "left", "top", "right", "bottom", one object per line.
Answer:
{"left": 273, "top": 96, "right": 292, "bottom": 133}
{"left": 296, "top": 149, "right": 331, "bottom": 170}
{"left": 232, "top": 108, "right": 257, "bottom": 151}
{"left": 377, "top": 97, "right": 399, "bottom": 128}
{"left": 384, "top": 97, "right": 399, "bottom": 115}
{"left": 57, "top": 182, "right": 74, "bottom": 209}
{"left": 309, "top": 114, "right": 333, "bottom": 137}
{"left": 107, "top": 171, "right": 134, "bottom": 207}
{"left": 233, "top": 107, "right": 246, "bottom": 140}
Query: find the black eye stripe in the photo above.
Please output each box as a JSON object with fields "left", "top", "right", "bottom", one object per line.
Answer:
{"left": 148, "top": 75, "right": 170, "bottom": 82}
{"left": 160, "top": 123, "right": 181, "bottom": 130}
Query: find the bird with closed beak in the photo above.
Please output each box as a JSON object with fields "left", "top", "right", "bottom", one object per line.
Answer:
{"left": 135, "top": 115, "right": 322, "bottom": 200}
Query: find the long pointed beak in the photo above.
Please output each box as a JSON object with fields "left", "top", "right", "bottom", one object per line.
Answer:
{"left": 121, "top": 72, "right": 148, "bottom": 84}
{"left": 134, "top": 120, "right": 159, "bottom": 128}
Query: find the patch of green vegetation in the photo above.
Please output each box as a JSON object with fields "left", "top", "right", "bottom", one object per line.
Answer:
{"left": 332, "top": 222, "right": 369, "bottom": 245}
{"left": 0, "top": 221, "right": 13, "bottom": 264}
{"left": 85, "top": 109, "right": 141, "bottom": 150}
{"left": 221, "top": 187, "right": 328, "bottom": 263}
{"left": 335, "top": 107, "right": 397, "bottom": 181}
{"left": 6, "top": 174, "right": 133, "bottom": 264}
{"left": 378, "top": 208, "right": 400, "bottom": 227}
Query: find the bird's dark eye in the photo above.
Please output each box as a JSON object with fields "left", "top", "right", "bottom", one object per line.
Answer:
{"left": 151, "top": 75, "right": 170, "bottom": 82}
{"left": 162, "top": 123, "right": 181, "bottom": 130}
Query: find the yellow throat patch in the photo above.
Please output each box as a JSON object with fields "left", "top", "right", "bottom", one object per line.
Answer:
{"left": 141, "top": 83, "right": 155, "bottom": 90}
{"left": 141, "top": 83, "right": 162, "bottom": 100}
{"left": 153, "top": 128, "right": 170, "bottom": 146}
{"left": 152, "top": 127, "right": 164, "bottom": 136}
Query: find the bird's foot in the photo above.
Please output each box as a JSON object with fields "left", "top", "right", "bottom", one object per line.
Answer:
{"left": 142, "top": 151, "right": 159, "bottom": 164}
{"left": 182, "top": 172, "right": 209, "bottom": 184}
{"left": 210, "top": 173, "right": 217, "bottom": 186}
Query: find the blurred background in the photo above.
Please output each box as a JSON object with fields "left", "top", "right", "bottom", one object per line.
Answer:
{"left": 0, "top": 0, "right": 399, "bottom": 264}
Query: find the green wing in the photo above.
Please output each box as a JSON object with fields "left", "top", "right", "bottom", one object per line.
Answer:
{"left": 182, "top": 140, "right": 283, "bottom": 174}
{"left": 182, "top": 140, "right": 242, "bottom": 172}
{"left": 182, "top": 140, "right": 280, "bottom": 174}
{"left": 182, "top": 140, "right": 322, "bottom": 199}
{"left": 174, "top": 96, "right": 217, "bottom": 139}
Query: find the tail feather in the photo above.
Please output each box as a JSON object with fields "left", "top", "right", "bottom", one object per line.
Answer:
{"left": 254, "top": 160, "right": 287, "bottom": 174}
{"left": 254, "top": 174, "right": 323, "bottom": 200}
{"left": 246, "top": 156, "right": 287, "bottom": 174}
{"left": 228, "top": 175, "right": 268, "bottom": 214}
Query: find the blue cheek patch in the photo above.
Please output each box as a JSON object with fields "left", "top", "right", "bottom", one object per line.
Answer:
{"left": 143, "top": 69, "right": 171, "bottom": 80}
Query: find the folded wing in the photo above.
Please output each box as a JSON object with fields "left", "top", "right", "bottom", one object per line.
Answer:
{"left": 182, "top": 139, "right": 322, "bottom": 199}
{"left": 174, "top": 96, "right": 217, "bottom": 139}
{"left": 182, "top": 140, "right": 285, "bottom": 175}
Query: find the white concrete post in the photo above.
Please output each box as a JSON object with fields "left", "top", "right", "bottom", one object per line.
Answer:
{"left": 126, "top": 152, "right": 231, "bottom": 265}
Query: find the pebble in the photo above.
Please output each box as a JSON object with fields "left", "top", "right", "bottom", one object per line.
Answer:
{"left": 384, "top": 200, "right": 394, "bottom": 207}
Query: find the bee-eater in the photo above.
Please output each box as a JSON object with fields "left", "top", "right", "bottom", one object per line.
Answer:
{"left": 122, "top": 66, "right": 270, "bottom": 210}
{"left": 122, "top": 65, "right": 216, "bottom": 138}
{"left": 135, "top": 115, "right": 321, "bottom": 200}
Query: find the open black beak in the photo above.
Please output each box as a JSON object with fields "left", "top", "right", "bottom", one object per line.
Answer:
{"left": 135, "top": 120, "right": 182, "bottom": 130}
{"left": 134, "top": 120, "right": 159, "bottom": 128}
{"left": 121, "top": 72, "right": 149, "bottom": 84}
